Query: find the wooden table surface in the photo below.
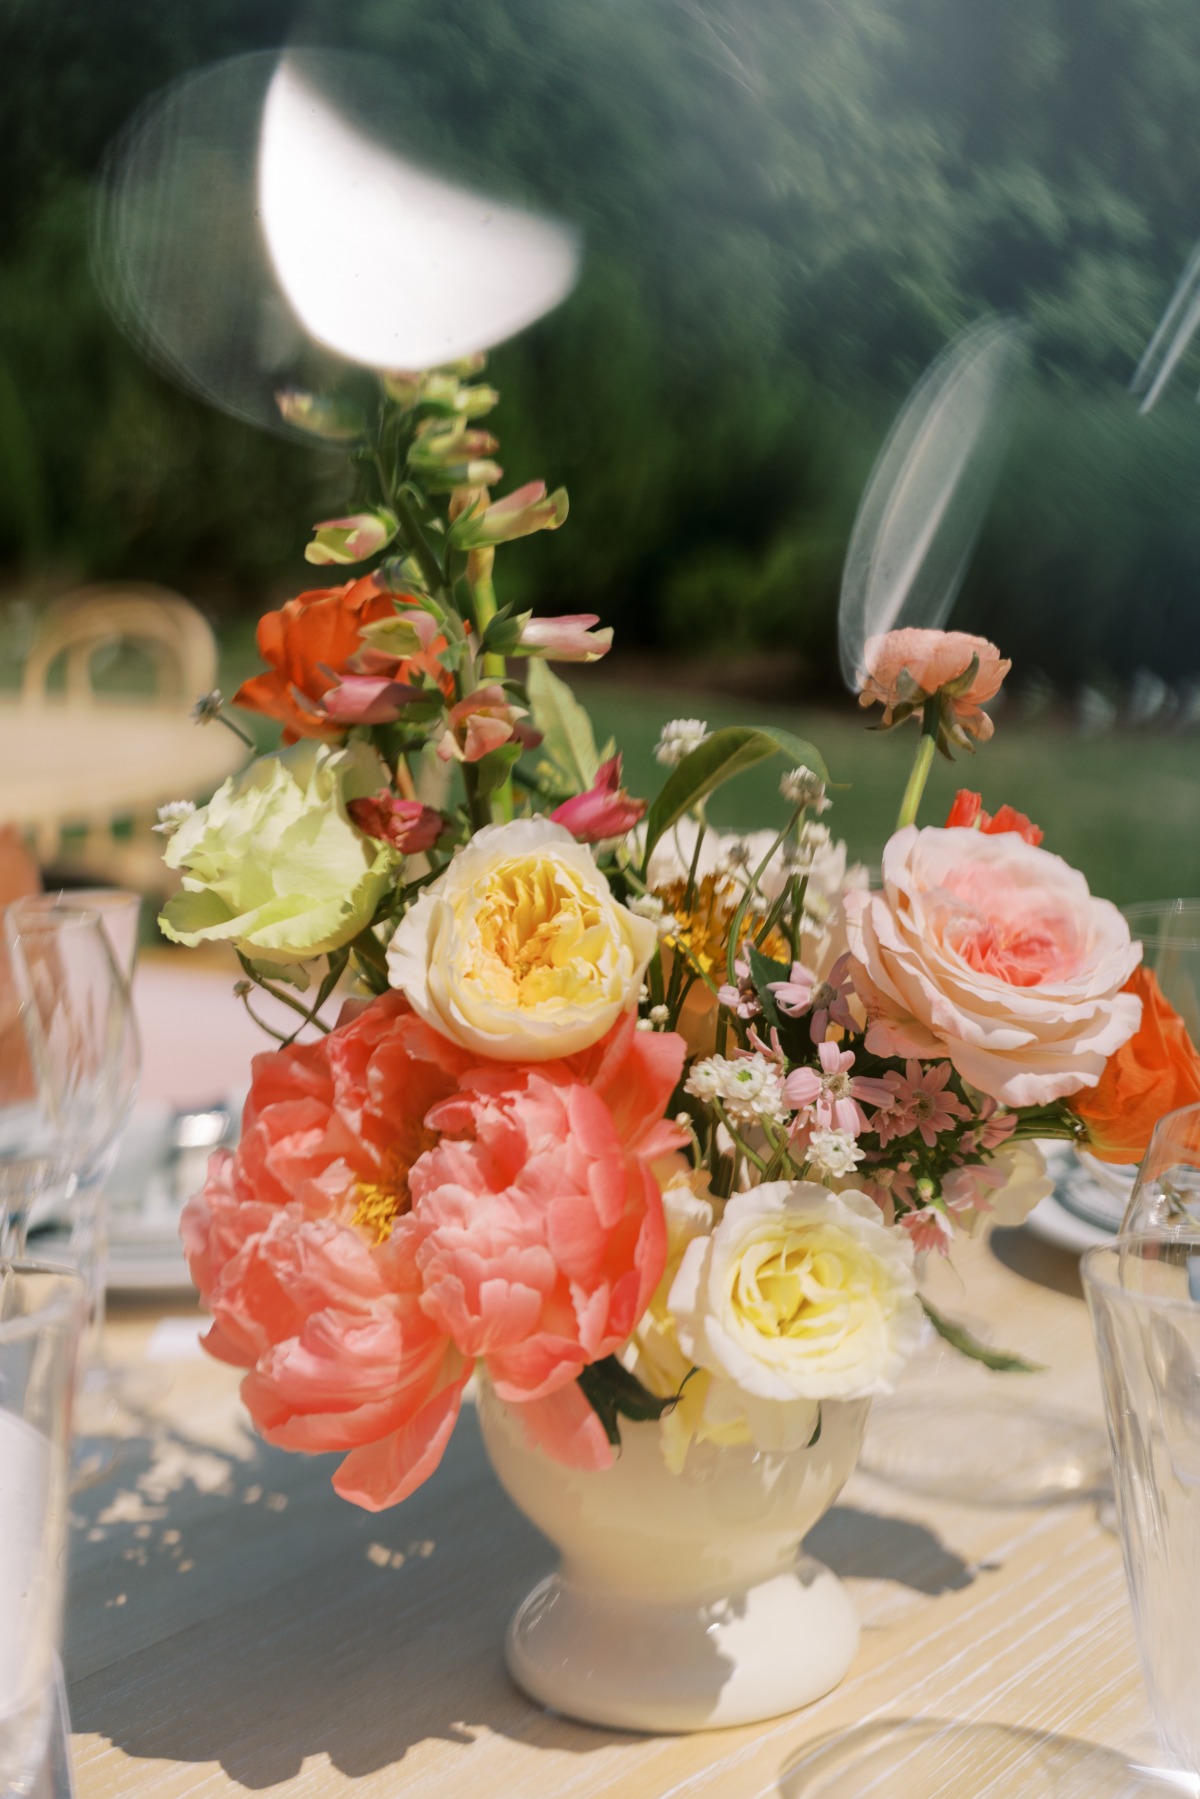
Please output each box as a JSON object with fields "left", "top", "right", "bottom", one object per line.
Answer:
{"left": 64, "top": 1218, "right": 1160, "bottom": 1799}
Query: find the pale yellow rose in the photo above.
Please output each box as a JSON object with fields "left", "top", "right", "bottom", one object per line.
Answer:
{"left": 385, "top": 818, "right": 657, "bottom": 1060}
{"left": 159, "top": 739, "right": 394, "bottom": 964}
{"left": 669, "top": 1181, "right": 921, "bottom": 1407}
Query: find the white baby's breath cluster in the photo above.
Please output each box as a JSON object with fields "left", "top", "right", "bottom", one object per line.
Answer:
{"left": 780, "top": 765, "right": 830, "bottom": 813}
{"left": 655, "top": 718, "right": 709, "bottom": 767}
{"left": 153, "top": 799, "right": 197, "bottom": 836}
{"left": 628, "top": 892, "right": 679, "bottom": 937}
{"left": 685, "top": 1052, "right": 788, "bottom": 1128}
{"left": 805, "top": 1127, "right": 866, "bottom": 1178}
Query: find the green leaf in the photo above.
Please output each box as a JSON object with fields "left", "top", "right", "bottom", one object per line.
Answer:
{"left": 474, "top": 741, "right": 523, "bottom": 799}
{"left": 806, "top": 1405, "right": 822, "bottom": 1448}
{"left": 642, "top": 726, "right": 829, "bottom": 865}
{"left": 526, "top": 659, "right": 601, "bottom": 795}
{"left": 238, "top": 952, "right": 310, "bottom": 993}
{"left": 747, "top": 943, "right": 793, "bottom": 1030}
{"left": 921, "top": 1297, "right": 1043, "bottom": 1373}
{"left": 576, "top": 1355, "right": 677, "bottom": 1448}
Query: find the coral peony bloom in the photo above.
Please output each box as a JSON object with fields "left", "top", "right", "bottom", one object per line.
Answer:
{"left": 387, "top": 818, "right": 657, "bottom": 1061}
{"left": 413, "top": 1013, "right": 686, "bottom": 1463}
{"left": 844, "top": 826, "right": 1142, "bottom": 1106}
{"left": 549, "top": 755, "right": 646, "bottom": 843}
{"left": 181, "top": 993, "right": 475, "bottom": 1509}
{"left": 946, "top": 790, "right": 1043, "bottom": 846}
{"left": 234, "top": 575, "right": 449, "bottom": 742}
{"left": 1070, "top": 967, "right": 1200, "bottom": 1164}
{"left": 858, "top": 628, "right": 1010, "bottom": 742}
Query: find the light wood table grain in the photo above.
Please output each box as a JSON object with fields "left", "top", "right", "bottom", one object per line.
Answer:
{"left": 62, "top": 1218, "right": 1162, "bottom": 1799}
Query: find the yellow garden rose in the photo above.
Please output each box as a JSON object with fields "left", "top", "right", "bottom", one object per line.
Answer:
{"left": 385, "top": 818, "right": 656, "bottom": 1059}
{"left": 159, "top": 739, "right": 394, "bottom": 964}
{"left": 669, "top": 1181, "right": 921, "bottom": 1406}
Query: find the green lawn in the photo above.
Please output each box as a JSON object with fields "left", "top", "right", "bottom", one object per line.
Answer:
{"left": 580, "top": 685, "right": 1200, "bottom": 909}
{"left": 215, "top": 621, "right": 1200, "bottom": 908}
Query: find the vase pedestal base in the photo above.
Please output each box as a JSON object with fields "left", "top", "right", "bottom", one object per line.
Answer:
{"left": 505, "top": 1555, "right": 859, "bottom": 1734}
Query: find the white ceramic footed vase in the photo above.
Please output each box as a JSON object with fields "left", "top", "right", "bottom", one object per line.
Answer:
{"left": 477, "top": 1382, "right": 870, "bottom": 1733}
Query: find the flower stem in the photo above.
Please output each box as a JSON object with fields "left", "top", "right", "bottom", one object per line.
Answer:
{"left": 896, "top": 700, "right": 939, "bottom": 831}
{"left": 470, "top": 567, "right": 513, "bottom": 823}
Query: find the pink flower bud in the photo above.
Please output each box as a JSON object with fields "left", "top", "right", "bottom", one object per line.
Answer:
{"left": 347, "top": 792, "right": 444, "bottom": 855}
{"left": 436, "top": 684, "right": 527, "bottom": 763}
{"left": 447, "top": 481, "right": 569, "bottom": 550}
{"left": 550, "top": 756, "right": 647, "bottom": 843}
{"left": 518, "top": 613, "right": 613, "bottom": 663}
{"left": 305, "top": 511, "right": 398, "bottom": 567}
{"left": 321, "top": 674, "right": 413, "bottom": 725}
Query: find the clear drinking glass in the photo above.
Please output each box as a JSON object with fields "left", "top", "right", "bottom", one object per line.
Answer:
{"left": 1119, "top": 1103, "right": 1200, "bottom": 1238}
{"left": 0, "top": 1262, "right": 85, "bottom": 1798}
{"left": 1082, "top": 1236, "right": 1200, "bottom": 1777}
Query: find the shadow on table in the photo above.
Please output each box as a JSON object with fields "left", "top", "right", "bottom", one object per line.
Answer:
{"left": 990, "top": 1224, "right": 1086, "bottom": 1299}
{"left": 778, "top": 1717, "right": 1184, "bottom": 1796}
{"left": 805, "top": 1505, "right": 973, "bottom": 1596}
{"left": 65, "top": 1401, "right": 657, "bottom": 1785}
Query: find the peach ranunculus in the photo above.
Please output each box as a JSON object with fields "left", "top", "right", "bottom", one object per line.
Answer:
{"left": 412, "top": 1013, "right": 687, "bottom": 1470}
{"left": 1069, "top": 966, "right": 1200, "bottom": 1164}
{"left": 181, "top": 993, "right": 476, "bottom": 1509}
{"left": 234, "top": 574, "right": 449, "bottom": 742}
{"left": 857, "top": 628, "right": 1010, "bottom": 745}
{"left": 843, "top": 826, "right": 1142, "bottom": 1106}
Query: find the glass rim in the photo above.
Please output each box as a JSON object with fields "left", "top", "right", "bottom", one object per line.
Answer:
{"left": 0, "top": 1261, "right": 86, "bottom": 1344}
{"left": 1081, "top": 1234, "right": 1200, "bottom": 1314}
{"left": 4, "top": 896, "right": 107, "bottom": 935}
{"left": 1121, "top": 898, "right": 1200, "bottom": 947}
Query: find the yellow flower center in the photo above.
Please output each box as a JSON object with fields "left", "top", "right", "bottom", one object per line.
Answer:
{"left": 351, "top": 1122, "right": 439, "bottom": 1245}
{"left": 656, "top": 873, "right": 788, "bottom": 976}
{"left": 732, "top": 1233, "right": 864, "bottom": 1343}
{"left": 462, "top": 856, "right": 613, "bottom": 1011}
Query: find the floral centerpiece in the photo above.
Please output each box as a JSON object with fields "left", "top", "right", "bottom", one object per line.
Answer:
{"left": 158, "top": 358, "right": 1187, "bottom": 1730}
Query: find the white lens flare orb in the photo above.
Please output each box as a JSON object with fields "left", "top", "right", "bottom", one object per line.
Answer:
{"left": 257, "top": 57, "right": 581, "bottom": 371}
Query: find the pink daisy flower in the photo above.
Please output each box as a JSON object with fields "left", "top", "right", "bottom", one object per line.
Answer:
{"left": 783, "top": 1040, "right": 895, "bottom": 1136}
{"left": 883, "top": 1059, "right": 969, "bottom": 1148}
{"left": 900, "top": 1207, "right": 954, "bottom": 1256}
{"left": 769, "top": 954, "right": 856, "bottom": 1044}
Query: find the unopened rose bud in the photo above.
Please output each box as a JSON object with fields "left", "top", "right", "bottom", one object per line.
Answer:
{"left": 304, "top": 510, "right": 398, "bottom": 567}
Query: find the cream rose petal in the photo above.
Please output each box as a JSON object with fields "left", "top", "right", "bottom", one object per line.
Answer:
{"left": 387, "top": 817, "right": 657, "bottom": 1060}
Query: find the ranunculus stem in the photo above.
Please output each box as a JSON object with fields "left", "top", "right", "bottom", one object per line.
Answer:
{"left": 896, "top": 702, "right": 939, "bottom": 831}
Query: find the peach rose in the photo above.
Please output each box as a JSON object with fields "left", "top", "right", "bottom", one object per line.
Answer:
{"left": 857, "top": 628, "right": 1010, "bottom": 742}
{"left": 843, "top": 826, "right": 1142, "bottom": 1106}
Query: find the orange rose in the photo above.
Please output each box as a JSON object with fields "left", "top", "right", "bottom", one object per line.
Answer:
{"left": 1069, "top": 966, "right": 1200, "bottom": 1164}
{"left": 234, "top": 575, "right": 449, "bottom": 742}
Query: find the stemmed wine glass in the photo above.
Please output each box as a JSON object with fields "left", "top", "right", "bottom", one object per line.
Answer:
{"left": 1119, "top": 1102, "right": 1200, "bottom": 1239}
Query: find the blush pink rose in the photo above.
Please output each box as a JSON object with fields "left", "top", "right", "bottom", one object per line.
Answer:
{"left": 181, "top": 993, "right": 474, "bottom": 1509}
{"left": 857, "top": 628, "right": 1010, "bottom": 740}
{"left": 413, "top": 1013, "right": 687, "bottom": 1469}
{"left": 843, "top": 826, "right": 1142, "bottom": 1106}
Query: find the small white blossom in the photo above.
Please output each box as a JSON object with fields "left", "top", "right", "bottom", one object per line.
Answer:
{"left": 648, "top": 1004, "right": 670, "bottom": 1025}
{"left": 629, "top": 893, "right": 678, "bottom": 938}
{"left": 152, "top": 799, "right": 197, "bottom": 836}
{"left": 636, "top": 1018, "right": 654, "bottom": 1032}
{"left": 655, "top": 718, "right": 709, "bottom": 767}
{"left": 685, "top": 1053, "right": 787, "bottom": 1128}
{"left": 190, "top": 689, "right": 224, "bottom": 724}
{"left": 638, "top": 981, "right": 651, "bottom": 1003}
{"left": 674, "top": 1111, "right": 694, "bottom": 1131}
{"left": 780, "top": 765, "right": 829, "bottom": 812}
{"left": 806, "top": 1128, "right": 867, "bottom": 1179}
